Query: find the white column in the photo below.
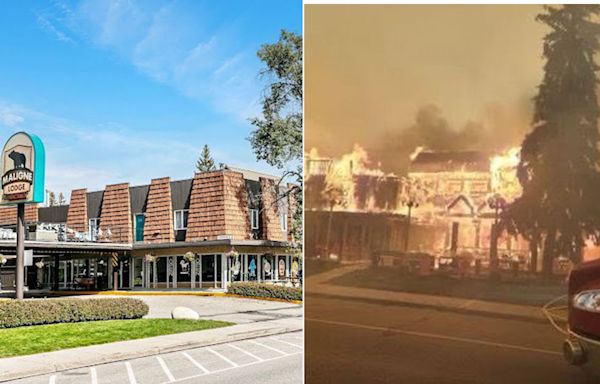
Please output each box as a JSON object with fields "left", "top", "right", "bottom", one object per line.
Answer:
{"left": 172, "top": 256, "right": 177, "bottom": 289}
{"left": 190, "top": 258, "right": 196, "bottom": 289}
{"left": 129, "top": 258, "right": 134, "bottom": 288}
{"left": 142, "top": 260, "right": 146, "bottom": 288}
{"left": 166, "top": 257, "right": 170, "bottom": 289}
{"left": 153, "top": 260, "right": 157, "bottom": 288}
{"left": 108, "top": 261, "right": 113, "bottom": 290}
{"left": 199, "top": 256, "right": 203, "bottom": 289}
{"left": 213, "top": 254, "right": 217, "bottom": 289}
{"left": 222, "top": 254, "right": 227, "bottom": 290}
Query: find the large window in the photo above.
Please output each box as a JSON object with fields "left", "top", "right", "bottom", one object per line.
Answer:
{"left": 247, "top": 255, "right": 258, "bottom": 281}
{"left": 250, "top": 209, "right": 259, "bottom": 230}
{"left": 89, "top": 218, "right": 100, "bottom": 241}
{"left": 174, "top": 210, "right": 189, "bottom": 230}
{"left": 134, "top": 214, "right": 145, "bottom": 242}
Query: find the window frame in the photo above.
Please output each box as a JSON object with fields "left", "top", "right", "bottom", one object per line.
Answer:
{"left": 174, "top": 209, "right": 189, "bottom": 230}
{"left": 89, "top": 218, "right": 100, "bottom": 241}
{"left": 250, "top": 209, "right": 260, "bottom": 230}
{"left": 134, "top": 213, "right": 145, "bottom": 242}
{"left": 280, "top": 212, "right": 288, "bottom": 232}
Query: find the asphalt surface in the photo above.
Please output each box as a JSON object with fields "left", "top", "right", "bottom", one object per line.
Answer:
{"left": 10, "top": 332, "right": 302, "bottom": 384}
{"left": 306, "top": 296, "right": 593, "bottom": 384}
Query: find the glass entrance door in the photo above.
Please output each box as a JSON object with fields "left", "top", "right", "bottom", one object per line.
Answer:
{"left": 119, "top": 258, "right": 130, "bottom": 289}
{"left": 201, "top": 255, "right": 222, "bottom": 288}
{"left": 201, "top": 255, "right": 215, "bottom": 288}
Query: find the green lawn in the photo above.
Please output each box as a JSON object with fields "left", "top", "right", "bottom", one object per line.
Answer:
{"left": 0, "top": 319, "right": 233, "bottom": 357}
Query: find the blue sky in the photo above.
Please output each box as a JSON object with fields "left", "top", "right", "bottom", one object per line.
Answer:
{"left": 0, "top": 0, "right": 301, "bottom": 200}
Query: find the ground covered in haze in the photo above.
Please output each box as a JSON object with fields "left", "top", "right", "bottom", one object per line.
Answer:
{"left": 331, "top": 267, "right": 566, "bottom": 307}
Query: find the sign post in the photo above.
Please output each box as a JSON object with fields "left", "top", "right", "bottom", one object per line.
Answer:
{"left": 0, "top": 132, "right": 45, "bottom": 299}
{"left": 16, "top": 203, "right": 24, "bottom": 299}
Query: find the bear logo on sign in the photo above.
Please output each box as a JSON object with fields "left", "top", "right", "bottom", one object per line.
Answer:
{"left": 9, "top": 151, "right": 26, "bottom": 169}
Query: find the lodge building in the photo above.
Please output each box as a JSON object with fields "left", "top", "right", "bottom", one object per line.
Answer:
{"left": 304, "top": 149, "right": 531, "bottom": 267}
{"left": 0, "top": 167, "right": 300, "bottom": 292}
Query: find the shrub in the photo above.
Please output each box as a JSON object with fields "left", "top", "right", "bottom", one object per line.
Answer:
{"left": 0, "top": 298, "right": 149, "bottom": 328}
{"left": 229, "top": 283, "right": 302, "bottom": 302}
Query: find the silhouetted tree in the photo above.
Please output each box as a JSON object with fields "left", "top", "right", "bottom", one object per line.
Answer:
{"left": 505, "top": 5, "right": 600, "bottom": 277}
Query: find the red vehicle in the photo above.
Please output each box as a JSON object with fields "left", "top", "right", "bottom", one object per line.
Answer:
{"left": 564, "top": 258, "right": 600, "bottom": 376}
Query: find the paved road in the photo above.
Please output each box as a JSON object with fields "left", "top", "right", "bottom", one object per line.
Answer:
{"left": 11, "top": 332, "right": 302, "bottom": 384}
{"left": 306, "top": 296, "right": 593, "bottom": 383}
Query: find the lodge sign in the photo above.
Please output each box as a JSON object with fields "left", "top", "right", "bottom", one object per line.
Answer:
{"left": 0, "top": 132, "right": 45, "bottom": 205}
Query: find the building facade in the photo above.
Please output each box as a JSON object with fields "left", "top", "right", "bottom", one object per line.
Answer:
{"left": 0, "top": 168, "right": 300, "bottom": 292}
{"left": 407, "top": 150, "right": 529, "bottom": 262}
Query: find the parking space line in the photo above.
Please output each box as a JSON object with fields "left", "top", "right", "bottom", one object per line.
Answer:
{"left": 125, "top": 362, "right": 137, "bottom": 384}
{"left": 270, "top": 338, "right": 303, "bottom": 349}
{"left": 228, "top": 343, "right": 264, "bottom": 361}
{"left": 206, "top": 347, "right": 239, "bottom": 367}
{"left": 48, "top": 375, "right": 56, "bottom": 384}
{"left": 248, "top": 340, "right": 289, "bottom": 355}
{"left": 181, "top": 352, "right": 210, "bottom": 374}
{"left": 90, "top": 367, "right": 98, "bottom": 384}
{"left": 157, "top": 351, "right": 302, "bottom": 384}
{"left": 156, "top": 356, "right": 176, "bottom": 382}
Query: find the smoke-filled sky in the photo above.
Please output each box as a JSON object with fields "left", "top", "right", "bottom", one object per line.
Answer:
{"left": 305, "top": 4, "right": 548, "bottom": 173}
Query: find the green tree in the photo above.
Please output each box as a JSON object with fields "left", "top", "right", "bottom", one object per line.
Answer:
{"left": 250, "top": 30, "right": 302, "bottom": 245}
{"left": 505, "top": 5, "right": 600, "bottom": 277}
{"left": 196, "top": 144, "right": 217, "bottom": 173}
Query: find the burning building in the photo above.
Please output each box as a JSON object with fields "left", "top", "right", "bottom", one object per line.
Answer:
{"left": 305, "top": 145, "right": 408, "bottom": 261}
{"left": 407, "top": 147, "right": 528, "bottom": 260}
{"left": 306, "top": 145, "right": 531, "bottom": 266}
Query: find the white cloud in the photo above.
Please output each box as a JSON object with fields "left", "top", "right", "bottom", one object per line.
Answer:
{"left": 40, "top": 0, "right": 261, "bottom": 121}
{"left": 0, "top": 105, "right": 24, "bottom": 127}
{"left": 35, "top": 14, "right": 74, "bottom": 43}
{"left": 0, "top": 100, "right": 272, "bottom": 196}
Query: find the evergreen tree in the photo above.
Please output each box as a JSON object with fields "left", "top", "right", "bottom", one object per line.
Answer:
{"left": 505, "top": 5, "right": 600, "bottom": 277}
{"left": 250, "top": 30, "right": 303, "bottom": 245}
{"left": 196, "top": 145, "right": 216, "bottom": 173}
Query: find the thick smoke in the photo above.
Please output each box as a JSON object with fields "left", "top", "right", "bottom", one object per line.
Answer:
{"left": 372, "top": 103, "right": 531, "bottom": 174}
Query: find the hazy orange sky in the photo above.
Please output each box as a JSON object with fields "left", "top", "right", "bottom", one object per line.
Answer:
{"left": 305, "top": 4, "right": 548, "bottom": 171}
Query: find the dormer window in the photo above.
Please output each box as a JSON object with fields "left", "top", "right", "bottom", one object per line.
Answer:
{"left": 250, "top": 209, "right": 259, "bottom": 230}
{"left": 174, "top": 210, "right": 189, "bottom": 230}
{"left": 280, "top": 213, "right": 288, "bottom": 232}
{"left": 89, "top": 218, "right": 100, "bottom": 241}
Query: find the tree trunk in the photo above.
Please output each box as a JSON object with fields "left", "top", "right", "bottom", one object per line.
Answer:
{"left": 325, "top": 205, "right": 334, "bottom": 258}
{"left": 542, "top": 229, "right": 556, "bottom": 279}
{"left": 530, "top": 232, "right": 539, "bottom": 274}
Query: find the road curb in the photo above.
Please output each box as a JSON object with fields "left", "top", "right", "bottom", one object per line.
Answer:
{"left": 0, "top": 321, "right": 302, "bottom": 382}
{"left": 48, "top": 290, "right": 227, "bottom": 297}
{"left": 307, "top": 291, "right": 549, "bottom": 324}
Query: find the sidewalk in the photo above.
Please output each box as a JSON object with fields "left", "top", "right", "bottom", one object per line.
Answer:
{"left": 0, "top": 317, "right": 302, "bottom": 383}
{"left": 306, "top": 265, "right": 550, "bottom": 323}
